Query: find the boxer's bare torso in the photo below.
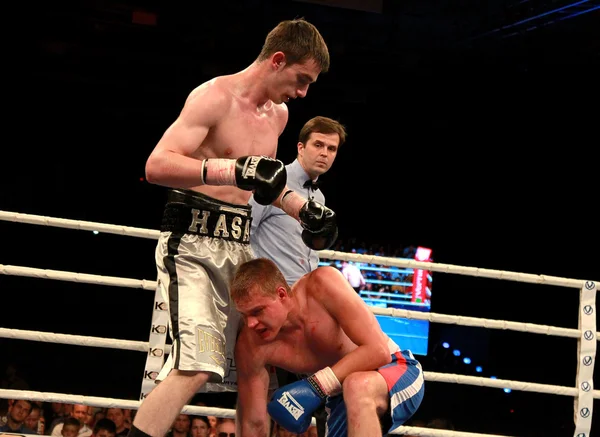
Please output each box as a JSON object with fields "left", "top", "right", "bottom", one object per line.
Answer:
{"left": 147, "top": 74, "right": 288, "bottom": 205}
{"left": 236, "top": 272, "right": 380, "bottom": 375}
{"left": 234, "top": 265, "right": 397, "bottom": 436}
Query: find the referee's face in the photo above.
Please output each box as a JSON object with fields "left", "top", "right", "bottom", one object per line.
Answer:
{"left": 298, "top": 131, "right": 339, "bottom": 180}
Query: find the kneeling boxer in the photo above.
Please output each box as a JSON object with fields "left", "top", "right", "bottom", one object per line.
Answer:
{"left": 231, "top": 258, "right": 424, "bottom": 437}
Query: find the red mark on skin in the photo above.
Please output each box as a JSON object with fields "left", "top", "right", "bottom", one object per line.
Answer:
{"left": 224, "top": 147, "right": 233, "bottom": 156}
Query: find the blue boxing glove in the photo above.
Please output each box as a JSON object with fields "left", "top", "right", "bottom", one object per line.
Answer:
{"left": 267, "top": 367, "right": 342, "bottom": 434}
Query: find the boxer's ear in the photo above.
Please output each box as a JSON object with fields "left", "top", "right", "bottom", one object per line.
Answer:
{"left": 271, "top": 52, "right": 286, "bottom": 70}
{"left": 276, "top": 286, "right": 288, "bottom": 300}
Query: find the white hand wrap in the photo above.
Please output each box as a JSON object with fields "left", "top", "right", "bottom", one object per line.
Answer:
{"left": 280, "top": 190, "right": 306, "bottom": 221}
{"left": 312, "top": 367, "right": 342, "bottom": 397}
{"left": 202, "top": 159, "right": 236, "bottom": 186}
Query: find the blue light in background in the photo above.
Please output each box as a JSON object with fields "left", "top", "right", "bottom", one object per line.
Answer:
{"left": 558, "top": 4, "right": 600, "bottom": 21}
{"left": 463, "top": 357, "right": 471, "bottom": 364}
{"left": 506, "top": 0, "right": 590, "bottom": 28}
{"left": 453, "top": 349, "right": 461, "bottom": 357}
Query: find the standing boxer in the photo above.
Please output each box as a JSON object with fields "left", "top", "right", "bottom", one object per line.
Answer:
{"left": 132, "top": 19, "right": 337, "bottom": 437}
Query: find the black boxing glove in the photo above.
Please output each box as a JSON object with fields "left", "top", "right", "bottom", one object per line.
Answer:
{"left": 302, "top": 224, "right": 338, "bottom": 251}
{"left": 280, "top": 190, "right": 338, "bottom": 250}
{"left": 235, "top": 156, "right": 287, "bottom": 205}
{"left": 202, "top": 156, "right": 287, "bottom": 205}
{"left": 298, "top": 200, "right": 338, "bottom": 250}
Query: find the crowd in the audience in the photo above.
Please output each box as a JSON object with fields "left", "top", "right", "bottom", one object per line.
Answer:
{"left": 328, "top": 239, "right": 431, "bottom": 307}
{"left": 0, "top": 396, "right": 318, "bottom": 437}
{"left": 1, "top": 362, "right": 450, "bottom": 437}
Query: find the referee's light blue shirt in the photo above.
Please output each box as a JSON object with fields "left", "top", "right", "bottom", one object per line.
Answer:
{"left": 248, "top": 159, "right": 325, "bottom": 285}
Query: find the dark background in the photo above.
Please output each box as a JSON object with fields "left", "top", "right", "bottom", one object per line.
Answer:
{"left": 2, "top": 0, "right": 599, "bottom": 435}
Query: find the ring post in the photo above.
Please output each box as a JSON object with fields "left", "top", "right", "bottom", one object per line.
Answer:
{"left": 574, "top": 280, "right": 596, "bottom": 437}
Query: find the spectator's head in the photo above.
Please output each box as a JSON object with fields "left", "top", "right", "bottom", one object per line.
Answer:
{"left": 216, "top": 418, "right": 235, "bottom": 437}
{"left": 70, "top": 404, "right": 88, "bottom": 426}
{"left": 92, "top": 410, "right": 106, "bottom": 428}
{"left": 207, "top": 415, "right": 217, "bottom": 435}
{"left": 190, "top": 416, "right": 210, "bottom": 437}
{"left": 24, "top": 403, "right": 42, "bottom": 432}
{"left": 62, "top": 417, "right": 81, "bottom": 437}
{"left": 105, "top": 408, "right": 126, "bottom": 431}
{"left": 92, "top": 418, "right": 116, "bottom": 437}
{"left": 171, "top": 414, "right": 191, "bottom": 434}
{"left": 8, "top": 399, "right": 33, "bottom": 427}
{"left": 83, "top": 406, "right": 95, "bottom": 427}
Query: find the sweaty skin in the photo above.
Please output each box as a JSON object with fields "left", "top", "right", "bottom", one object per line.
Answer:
{"left": 146, "top": 75, "right": 288, "bottom": 205}
{"left": 235, "top": 266, "right": 392, "bottom": 436}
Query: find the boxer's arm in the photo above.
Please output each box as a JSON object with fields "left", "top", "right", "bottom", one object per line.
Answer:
{"left": 145, "top": 83, "right": 230, "bottom": 188}
{"left": 309, "top": 267, "right": 392, "bottom": 382}
{"left": 235, "top": 335, "right": 271, "bottom": 437}
{"left": 271, "top": 186, "right": 294, "bottom": 211}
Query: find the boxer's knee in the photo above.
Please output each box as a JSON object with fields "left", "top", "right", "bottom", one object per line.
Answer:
{"left": 342, "top": 371, "right": 388, "bottom": 414}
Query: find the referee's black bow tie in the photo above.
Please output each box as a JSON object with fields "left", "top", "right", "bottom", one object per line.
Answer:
{"left": 303, "top": 179, "right": 320, "bottom": 191}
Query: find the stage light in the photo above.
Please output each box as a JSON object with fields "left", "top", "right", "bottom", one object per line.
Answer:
{"left": 93, "top": 231, "right": 99, "bottom": 235}
{"left": 463, "top": 357, "right": 471, "bottom": 364}
{"left": 453, "top": 349, "right": 461, "bottom": 356}
{"left": 504, "top": 388, "right": 512, "bottom": 393}
{"left": 475, "top": 366, "right": 483, "bottom": 373}
{"left": 490, "top": 376, "right": 497, "bottom": 379}
{"left": 442, "top": 342, "right": 450, "bottom": 348}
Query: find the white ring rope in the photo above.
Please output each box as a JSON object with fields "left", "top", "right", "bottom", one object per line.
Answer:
{"left": 0, "top": 327, "right": 171, "bottom": 354}
{"left": 0, "top": 264, "right": 157, "bottom": 290}
{"left": 1, "top": 290, "right": 595, "bottom": 349}
{"left": 390, "top": 427, "right": 517, "bottom": 436}
{"left": 371, "top": 307, "right": 586, "bottom": 339}
{"left": 0, "top": 211, "right": 160, "bottom": 240}
{"left": 1, "top": 210, "right": 597, "bottom": 436}
{"left": 423, "top": 371, "right": 600, "bottom": 398}
{"left": 1, "top": 264, "right": 596, "bottom": 341}
{"left": 0, "top": 210, "right": 591, "bottom": 288}
{"left": 1, "top": 324, "right": 598, "bottom": 399}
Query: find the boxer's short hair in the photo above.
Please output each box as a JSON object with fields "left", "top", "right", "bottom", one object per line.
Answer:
{"left": 231, "top": 258, "right": 290, "bottom": 300}
{"left": 258, "top": 18, "right": 330, "bottom": 72}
